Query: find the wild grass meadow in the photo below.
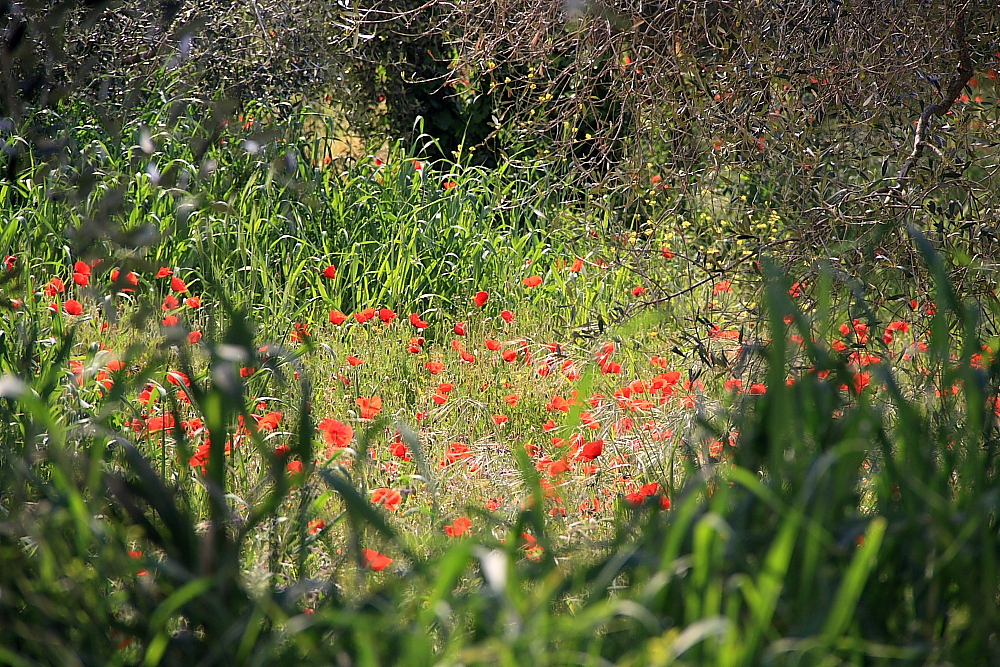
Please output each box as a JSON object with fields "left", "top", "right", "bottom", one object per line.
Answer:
{"left": 3, "top": 5, "right": 1000, "bottom": 666}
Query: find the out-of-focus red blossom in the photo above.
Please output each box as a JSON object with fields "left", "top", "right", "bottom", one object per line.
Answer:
{"left": 724, "top": 378, "right": 743, "bottom": 393}
{"left": 356, "top": 396, "right": 383, "bottom": 419}
{"left": 186, "top": 296, "right": 201, "bottom": 308}
{"left": 163, "top": 295, "right": 180, "bottom": 310}
{"left": 355, "top": 308, "right": 376, "bottom": 323}
{"left": 474, "top": 291, "right": 489, "bottom": 307}
{"left": 631, "top": 285, "right": 648, "bottom": 296}
{"left": 485, "top": 339, "right": 501, "bottom": 351}
{"left": 329, "top": 310, "right": 347, "bottom": 325}
{"left": 460, "top": 349, "right": 476, "bottom": 363}
{"left": 500, "top": 310, "right": 514, "bottom": 323}
{"left": 713, "top": 280, "right": 732, "bottom": 295}
{"left": 501, "top": 349, "right": 517, "bottom": 363}
{"left": 372, "top": 488, "right": 402, "bottom": 511}
{"left": 493, "top": 414, "right": 509, "bottom": 426}
{"left": 170, "top": 276, "right": 188, "bottom": 292}
{"left": 379, "top": 308, "right": 396, "bottom": 323}
{"left": 444, "top": 517, "right": 472, "bottom": 537}
{"left": 188, "top": 331, "right": 203, "bottom": 344}
{"left": 425, "top": 361, "right": 444, "bottom": 374}
{"left": 155, "top": 267, "right": 172, "bottom": 279}
{"left": 748, "top": 383, "right": 767, "bottom": 395}
{"left": 346, "top": 355, "right": 364, "bottom": 366}
{"left": 409, "top": 313, "right": 429, "bottom": 329}
{"left": 3, "top": 255, "right": 16, "bottom": 271}
{"left": 110, "top": 269, "right": 139, "bottom": 290}
{"left": 239, "top": 366, "right": 255, "bottom": 377}
{"left": 321, "top": 265, "right": 337, "bottom": 279}
{"left": 166, "top": 370, "right": 190, "bottom": 387}
{"left": 570, "top": 258, "right": 584, "bottom": 272}
{"left": 73, "top": 261, "right": 90, "bottom": 286}
{"left": 162, "top": 315, "right": 179, "bottom": 327}
{"left": 661, "top": 247, "right": 674, "bottom": 259}
{"left": 319, "top": 418, "right": 354, "bottom": 447}
{"left": 362, "top": 549, "right": 393, "bottom": 571}
{"left": 454, "top": 321, "right": 466, "bottom": 336}
{"left": 45, "top": 277, "right": 66, "bottom": 296}
{"left": 523, "top": 275, "right": 543, "bottom": 288}
{"left": 441, "top": 442, "right": 472, "bottom": 466}
{"left": 443, "top": 180, "right": 457, "bottom": 190}
{"left": 64, "top": 299, "right": 84, "bottom": 316}
{"left": 286, "top": 460, "right": 304, "bottom": 475}
{"left": 580, "top": 439, "right": 603, "bottom": 461}
{"left": 308, "top": 519, "right": 326, "bottom": 534}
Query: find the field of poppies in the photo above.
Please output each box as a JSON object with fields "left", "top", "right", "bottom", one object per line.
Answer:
{"left": 2, "top": 99, "right": 1000, "bottom": 666}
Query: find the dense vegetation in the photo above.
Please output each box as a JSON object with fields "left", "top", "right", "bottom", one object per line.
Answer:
{"left": 2, "top": 1, "right": 1000, "bottom": 665}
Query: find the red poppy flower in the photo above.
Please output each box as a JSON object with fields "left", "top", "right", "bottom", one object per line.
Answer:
{"left": 724, "top": 378, "right": 743, "bottom": 393}
{"left": 64, "top": 299, "right": 84, "bottom": 316}
{"left": 355, "top": 308, "right": 376, "bottom": 323}
{"left": 474, "top": 291, "right": 489, "bottom": 307}
{"left": 321, "top": 265, "right": 337, "bottom": 279}
{"left": 460, "top": 349, "right": 476, "bottom": 363}
{"left": 329, "top": 310, "right": 347, "bottom": 325}
{"left": 493, "top": 414, "right": 508, "bottom": 426}
{"left": 346, "top": 356, "right": 364, "bottom": 366}
{"left": 286, "top": 460, "right": 304, "bottom": 475}
{"left": 432, "top": 393, "right": 448, "bottom": 405}
{"left": 362, "top": 548, "right": 393, "bottom": 571}
{"left": 170, "top": 276, "right": 189, "bottom": 292}
{"left": 580, "top": 439, "right": 603, "bottom": 461}
{"left": 501, "top": 349, "right": 517, "bottom": 363}
{"left": 444, "top": 517, "right": 472, "bottom": 537}
{"left": 408, "top": 313, "right": 429, "bottom": 329}
{"left": 185, "top": 296, "right": 201, "bottom": 308}
{"left": 371, "top": 488, "right": 402, "bottom": 511}
{"left": 549, "top": 458, "right": 570, "bottom": 475}
{"left": 712, "top": 280, "right": 732, "bottom": 295}
{"left": 485, "top": 339, "right": 501, "bottom": 351}
{"left": 44, "top": 277, "right": 66, "bottom": 296}
{"left": 504, "top": 394, "right": 519, "bottom": 406}
{"left": 318, "top": 418, "right": 354, "bottom": 447}
{"left": 166, "top": 370, "right": 190, "bottom": 387}
{"left": 155, "top": 267, "right": 172, "bottom": 279}
{"left": 308, "top": 519, "right": 326, "bottom": 534}
{"left": 441, "top": 442, "right": 472, "bottom": 466}
{"left": 631, "top": 285, "right": 647, "bottom": 296}
{"left": 425, "top": 361, "right": 444, "bottom": 374}
{"left": 162, "top": 315, "right": 179, "bottom": 327}
{"left": 443, "top": 180, "right": 457, "bottom": 190}
{"left": 72, "top": 261, "right": 90, "bottom": 286}
{"left": 546, "top": 396, "right": 570, "bottom": 412}
{"left": 523, "top": 275, "right": 542, "bottom": 288}
{"left": 438, "top": 382, "right": 454, "bottom": 393}
{"left": 454, "top": 321, "right": 466, "bottom": 336}
{"left": 188, "top": 331, "right": 203, "bottom": 344}
{"left": 163, "top": 295, "right": 180, "bottom": 310}
{"left": 500, "top": 310, "right": 514, "bottom": 323}
{"left": 748, "top": 383, "right": 767, "bottom": 395}
{"left": 356, "top": 396, "right": 383, "bottom": 419}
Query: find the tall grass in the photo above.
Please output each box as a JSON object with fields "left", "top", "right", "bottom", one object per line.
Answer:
{"left": 2, "top": 217, "right": 999, "bottom": 664}
{"left": 2, "top": 98, "right": 572, "bottom": 331}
